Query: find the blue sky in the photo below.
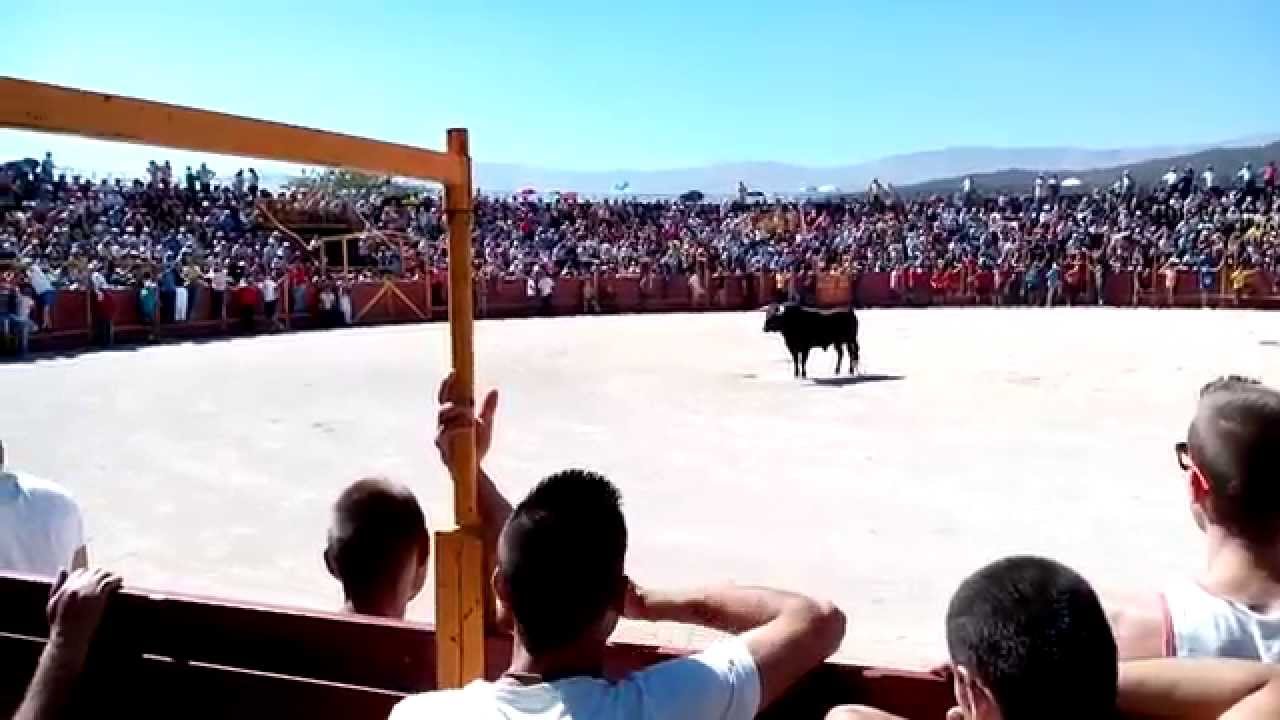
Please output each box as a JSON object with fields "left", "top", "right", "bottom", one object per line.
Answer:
{"left": 5, "top": 0, "right": 1279, "bottom": 174}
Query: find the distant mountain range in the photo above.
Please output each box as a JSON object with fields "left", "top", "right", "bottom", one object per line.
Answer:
{"left": 900, "top": 141, "right": 1280, "bottom": 198}
{"left": 465, "top": 133, "right": 1279, "bottom": 195}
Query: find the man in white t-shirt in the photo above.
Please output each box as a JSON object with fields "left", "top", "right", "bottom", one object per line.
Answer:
{"left": 1105, "top": 376, "right": 1280, "bottom": 662}
{"left": 260, "top": 274, "right": 280, "bottom": 330}
{"left": 9, "top": 287, "right": 35, "bottom": 356}
{"left": 25, "top": 260, "right": 55, "bottom": 331}
{"left": 392, "top": 375, "right": 846, "bottom": 720}
{"left": 0, "top": 439, "right": 88, "bottom": 576}
{"left": 209, "top": 264, "right": 229, "bottom": 321}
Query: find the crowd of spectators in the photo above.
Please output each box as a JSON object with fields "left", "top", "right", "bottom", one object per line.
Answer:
{"left": 2, "top": 153, "right": 1278, "bottom": 354}
{"left": 8, "top": 372, "right": 1280, "bottom": 718}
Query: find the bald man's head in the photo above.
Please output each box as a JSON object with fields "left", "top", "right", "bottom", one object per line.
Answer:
{"left": 1188, "top": 376, "right": 1280, "bottom": 543}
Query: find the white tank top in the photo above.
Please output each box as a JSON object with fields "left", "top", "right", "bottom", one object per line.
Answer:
{"left": 1164, "top": 581, "right": 1280, "bottom": 661}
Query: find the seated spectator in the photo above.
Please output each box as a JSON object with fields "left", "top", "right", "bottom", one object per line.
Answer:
{"left": 14, "top": 568, "right": 123, "bottom": 720}
{"left": 0, "top": 439, "right": 88, "bottom": 576}
{"left": 391, "top": 374, "right": 845, "bottom": 720}
{"left": 1106, "top": 376, "right": 1280, "bottom": 661}
{"left": 324, "top": 477, "right": 430, "bottom": 619}
{"left": 827, "top": 556, "right": 1280, "bottom": 720}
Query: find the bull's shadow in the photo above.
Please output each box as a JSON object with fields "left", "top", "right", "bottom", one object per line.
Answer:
{"left": 809, "top": 373, "right": 904, "bottom": 387}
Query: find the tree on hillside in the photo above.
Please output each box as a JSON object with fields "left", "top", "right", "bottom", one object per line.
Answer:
{"left": 287, "top": 169, "right": 434, "bottom": 197}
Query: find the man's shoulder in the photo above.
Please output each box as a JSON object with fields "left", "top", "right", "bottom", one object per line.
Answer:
{"left": 6, "top": 471, "right": 80, "bottom": 509}
{"left": 391, "top": 685, "right": 487, "bottom": 719}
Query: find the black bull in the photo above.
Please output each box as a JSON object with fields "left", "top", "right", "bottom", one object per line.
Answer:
{"left": 763, "top": 304, "right": 860, "bottom": 378}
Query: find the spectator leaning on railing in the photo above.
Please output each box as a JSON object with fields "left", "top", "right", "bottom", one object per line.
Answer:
{"left": 13, "top": 568, "right": 123, "bottom": 720}
{"left": 391, "top": 374, "right": 846, "bottom": 720}
{"left": 827, "top": 556, "right": 1280, "bottom": 720}
{"left": 1105, "top": 376, "right": 1280, "bottom": 662}
{"left": 0, "top": 439, "right": 89, "bottom": 577}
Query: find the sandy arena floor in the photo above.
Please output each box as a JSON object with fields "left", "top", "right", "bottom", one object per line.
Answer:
{"left": 5, "top": 308, "right": 1279, "bottom": 668}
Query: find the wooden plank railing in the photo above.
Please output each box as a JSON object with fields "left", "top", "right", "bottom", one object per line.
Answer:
{"left": 0, "top": 573, "right": 951, "bottom": 719}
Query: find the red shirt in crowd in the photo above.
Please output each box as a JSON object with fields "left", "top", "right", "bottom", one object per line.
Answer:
{"left": 235, "top": 283, "right": 261, "bottom": 309}
{"left": 930, "top": 268, "right": 949, "bottom": 292}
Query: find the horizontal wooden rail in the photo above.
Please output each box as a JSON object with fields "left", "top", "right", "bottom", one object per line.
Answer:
{"left": 0, "top": 77, "right": 466, "bottom": 185}
{"left": 1, "top": 573, "right": 951, "bottom": 719}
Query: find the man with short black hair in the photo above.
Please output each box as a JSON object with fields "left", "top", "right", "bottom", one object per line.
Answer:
{"left": 944, "top": 556, "right": 1116, "bottom": 719}
{"left": 828, "top": 556, "right": 1280, "bottom": 720}
{"left": 324, "top": 477, "right": 429, "bottom": 619}
{"left": 1106, "top": 376, "right": 1280, "bottom": 661}
{"left": 392, "top": 374, "right": 845, "bottom": 719}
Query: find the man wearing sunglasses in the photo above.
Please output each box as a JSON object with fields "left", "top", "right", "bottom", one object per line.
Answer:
{"left": 1107, "top": 375, "right": 1280, "bottom": 661}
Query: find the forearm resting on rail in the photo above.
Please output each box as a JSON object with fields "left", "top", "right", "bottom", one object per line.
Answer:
{"left": 634, "top": 583, "right": 845, "bottom": 706}
{"left": 1118, "top": 659, "right": 1280, "bottom": 720}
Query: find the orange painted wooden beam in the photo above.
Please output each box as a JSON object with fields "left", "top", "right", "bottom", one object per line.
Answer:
{"left": 0, "top": 76, "right": 466, "bottom": 185}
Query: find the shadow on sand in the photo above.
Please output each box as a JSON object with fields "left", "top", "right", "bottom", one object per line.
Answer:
{"left": 809, "top": 373, "right": 905, "bottom": 387}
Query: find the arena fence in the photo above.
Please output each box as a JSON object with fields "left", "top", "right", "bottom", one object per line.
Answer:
{"left": 0, "top": 572, "right": 952, "bottom": 719}
{"left": 21, "top": 267, "right": 1280, "bottom": 353}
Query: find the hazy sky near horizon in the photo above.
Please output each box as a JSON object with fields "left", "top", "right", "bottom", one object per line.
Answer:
{"left": 5, "top": 0, "right": 1279, "bottom": 174}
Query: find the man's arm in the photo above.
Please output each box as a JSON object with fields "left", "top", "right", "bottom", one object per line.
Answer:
{"left": 15, "top": 568, "right": 122, "bottom": 720}
{"left": 474, "top": 466, "right": 512, "bottom": 564}
{"left": 436, "top": 373, "right": 511, "bottom": 563}
{"left": 628, "top": 583, "right": 845, "bottom": 709}
{"left": 1118, "top": 659, "right": 1280, "bottom": 720}
{"left": 1102, "top": 590, "right": 1169, "bottom": 660}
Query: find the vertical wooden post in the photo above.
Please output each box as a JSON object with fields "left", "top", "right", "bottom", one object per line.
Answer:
{"left": 435, "top": 127, "right": 485, "bottom": 689}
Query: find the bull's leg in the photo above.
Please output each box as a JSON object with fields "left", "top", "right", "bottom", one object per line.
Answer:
{"left": 834, "top": 344, "right": 844, "bottom": 375}
{"left": 792, "top": 352, "right": 800, "bottom": 378}
{"left": 848, "top": 340, "right": 860, "bottom": 375}
{"left": 800, "top": 349, "right": 810, "bottom": 378}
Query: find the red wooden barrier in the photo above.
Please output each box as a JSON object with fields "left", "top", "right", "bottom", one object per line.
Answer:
{"left": 0, "top": 573, "right": 952, "bottom": 719}
{"left": 23, "top": 271, "right": 1280, "bottom": 355}
{"left": 611, "top": 275, "right": 640, "bottom": 310}
{"left": 858, "top": 272, "right": 892, "bottom": 307}
{"left": 552, "top": 277, "right": 582, "bottom": 314}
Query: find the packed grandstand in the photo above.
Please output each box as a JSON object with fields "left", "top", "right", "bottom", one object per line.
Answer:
{"left": 1, "top": 152, "right": 1278, "bottom": 355}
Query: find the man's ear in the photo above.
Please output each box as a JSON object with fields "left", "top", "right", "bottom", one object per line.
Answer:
{"left": 323, "top": 546, "right": 338, "bottom": 580}
{"left": 1189, "top": 465, "right": 1212, "bottom": 505}
{"left": 492, "top": 567, "right": 511, "bottom": 606}
{"left": 953, "top": 664, "right": 1000, "bottom": 720}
